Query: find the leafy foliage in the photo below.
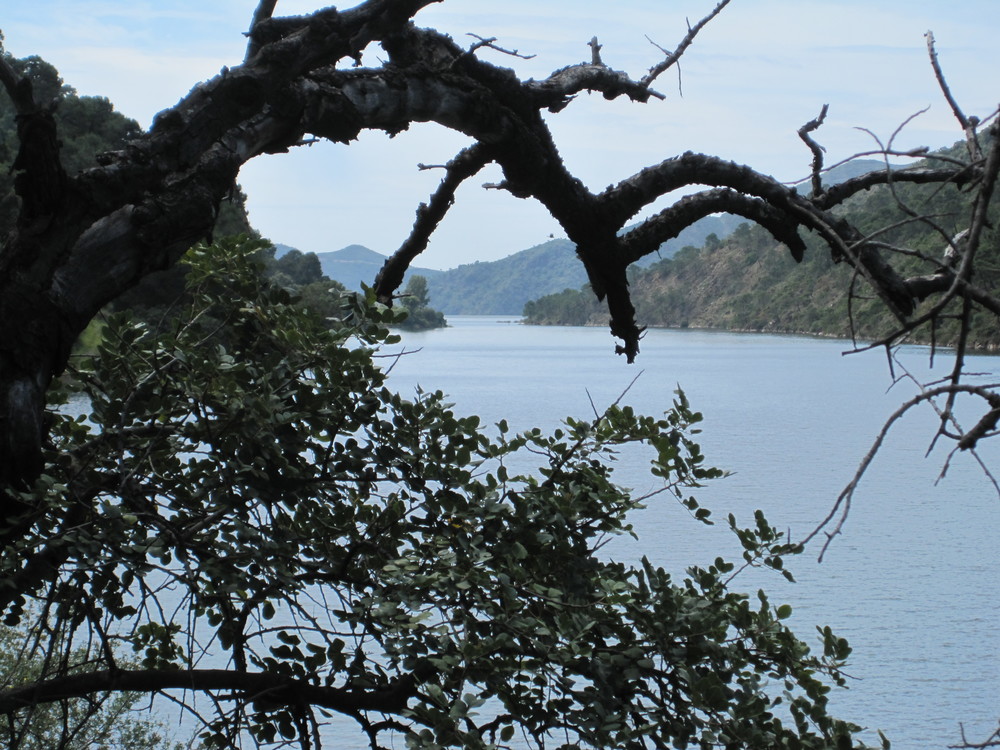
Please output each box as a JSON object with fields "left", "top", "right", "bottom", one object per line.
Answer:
{"left": 263, "top": 246, "right": 348, "bottom": 322}
{"left": 0, "top": 236, "right": 867, "bottom": 748}
{"left": 0, "top": 612, "right": 182, "bottom": 749}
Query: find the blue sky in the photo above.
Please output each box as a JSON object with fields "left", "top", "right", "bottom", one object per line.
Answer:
{"left": 2, "top": 1, "right": 998, "bottom": 269}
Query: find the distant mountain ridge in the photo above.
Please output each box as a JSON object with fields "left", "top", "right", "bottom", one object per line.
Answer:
{"left": 426, "top": 238, "right": 579, "bottom": 315}
{"left": 276, "top": 244, "right": 441, "bottom": 291}
{"left": 277, "top": 214, "right": 744, "bottom": 315}
{"left": 427, "top": 214, "right": 745, "bottom": 314}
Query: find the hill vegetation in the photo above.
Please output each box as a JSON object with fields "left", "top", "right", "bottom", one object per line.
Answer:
{"left": 299, "top": 244, "right": 442, "bottom": 291}
{"left": 425, "top": 214, "right": 744, "bottom": 314}
{"left": 525, "top": 146, "right": 1000, "bottom": 349}
{"left": 275, "top": 215, "right": 741, "bottom": 316}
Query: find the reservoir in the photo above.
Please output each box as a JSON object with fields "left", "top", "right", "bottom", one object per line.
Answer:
{"left": 379, "top": 316, "right": 1000, "bottom": 749}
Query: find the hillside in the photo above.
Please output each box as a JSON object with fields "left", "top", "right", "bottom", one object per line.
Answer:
{"left": 426, "top": 214, "right": 744, "bottom": 315}
{"left": 275, "top": 214, "right": 742, "bottom": 315}
{"left": 524, "top": 150, "right": 1000, "bottom": 349}
{"left": 276, "top": 244, "right": 442, "bottom": 291}
{"left": 427, "top": 239, "right": 579, "bottom": 315}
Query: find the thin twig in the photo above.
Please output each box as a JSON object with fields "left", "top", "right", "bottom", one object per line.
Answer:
{"left": 925, "top": 31, "right": 981, "bottom": 160}
{"left": 803, "top": 384, "right": 1000, "bottom": 560}
{"left": 466, "top": 33, "right": 535, "bottom": 60}
{"left": 640, "top": 0, "right": 732, "bottom": 89}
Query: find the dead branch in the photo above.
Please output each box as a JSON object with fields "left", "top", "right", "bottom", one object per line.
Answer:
{"left": 926, "top": 31, "right": 982, "bottom": 160}
{"left": 245, "top": 0, "right": 280, "bottom": 62}
{"left": 950, "top": 722, "right": 1000, "bottom": 749}
{"left": 527, "top": 63, "right": 664, "bottom": 109}
{"left": 619, "top": 188, "right": 807, "bottom": 265}
{"left": 588, "top": 36, "right": 603, "bottom": 65}
{"left": 803, "top": 384, "right": 1000, "bottom": 561}
{"left": 797, "top": 104, "right": 829, "bottom": 198}
{"left": 374, "top": 144, "right": 493, "bottom": 304}
{"left": 466, "top": 33, "right": 535, "bottom": 60}
{"left": 640, "top": 0, "right": 733, "bottom": 89}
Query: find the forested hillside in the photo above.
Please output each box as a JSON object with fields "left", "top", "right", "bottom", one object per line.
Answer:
{"left": 303, "top": 244, "right": 442, "bottom": 291}
{"left": 525, "top": 145, "right": 1000, "bottom": 349}
{"left": 426, "top": 214, "right": 744, "bottom": 314}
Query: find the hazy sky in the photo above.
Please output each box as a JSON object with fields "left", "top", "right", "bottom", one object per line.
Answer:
{"left": 2, "top": 1, "right": 997, "bottom": 269}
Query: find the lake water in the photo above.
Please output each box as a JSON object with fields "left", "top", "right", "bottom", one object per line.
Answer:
{"left": 378, "top": 316, "right": 1000, "bottom": 750}
{"left": 67, "top": 315, "right": 997, "bottom": 748}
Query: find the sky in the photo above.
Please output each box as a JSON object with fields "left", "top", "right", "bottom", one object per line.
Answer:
{"left": 2, "top": 0, "right": 998, "bottom": 270}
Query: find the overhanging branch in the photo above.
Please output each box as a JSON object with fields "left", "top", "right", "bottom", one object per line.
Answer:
{"left": 374, "top": 143, "right": 494, "bottom": 303}
{"left": 0, "top": 666, "right": 433, "bottom": 716}
{"left": 619, "top": 189, "right": 806, "bottom": 265}
{"left": 599, "top": 152, "right": 794, "bottom": 229}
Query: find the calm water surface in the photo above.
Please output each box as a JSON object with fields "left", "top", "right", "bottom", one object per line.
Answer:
{"left": 378, "top": 316, "right": 1000, "bottom": 750}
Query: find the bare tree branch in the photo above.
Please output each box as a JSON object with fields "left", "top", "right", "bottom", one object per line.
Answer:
{"left": 374, "top": 143, "right": 494, "bottom": 303}
{"left": 466, "top": 33, "right": 535, "bottom": 60}
{"left": 245, "top": 0, "right": 280, "bottom": 62}
{"left": 951, "top": 722, "right": 1000, "bottom": 749}
{"left": 640, "top": 0, "right": 733, "bottom": 89}
{"left": 926, "top": 30, "right": 982, "bottom": 159}
{"left": 816, "top": 164, "right": 978, "bottom": 210}
{"left": 803, "top": 384, "right": 1000, "bottom": 561}
{"left": 619, "top": 188, "right": 807, "bottom": 265}
{"left": 798, "top": 104, "right": 829, "bottom": 199}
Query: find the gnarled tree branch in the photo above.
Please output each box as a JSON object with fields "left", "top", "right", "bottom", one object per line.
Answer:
{"left": 374, "top": 143, "right": 494, "bottom": 303}
{"left": 0, "top": 666, "right": 434, "bottom": 716}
